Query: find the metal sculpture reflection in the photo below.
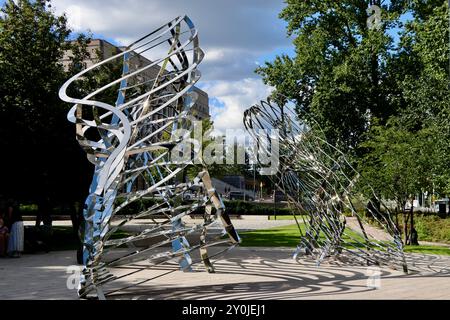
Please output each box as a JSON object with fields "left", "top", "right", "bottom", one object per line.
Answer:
{"left": 59, "top": 16, "right": 240, "bottom": 299}
{"left": 244, "top": 96, "right": 408, "bottom": 272}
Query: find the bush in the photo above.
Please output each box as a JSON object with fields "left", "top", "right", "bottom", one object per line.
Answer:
{"left": 19, "top": 197, "right": 296, "bottom": 217}
{"left": 116, "top": 198, "right": 295, "bottom": 216}
{"left": 415, "top": 215, "right": 450, "bottom": 244}
{"left": 223, "top": 201, "right": 294, "bottom": 216}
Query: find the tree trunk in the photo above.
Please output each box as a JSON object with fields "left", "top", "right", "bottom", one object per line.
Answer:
{"left": 410, "top": 199, "right": 419, "bottom": 245}
{"left": 402, "top": 201, "right": 410, "bottom": 245}
{"left": 395, "top": 206, "right": 400, "bottom": 232}
{"left": 75, "top": 200, "right": 85, "bottom": 265}
{"left": 37, "top": 196, "right": 52, "bottom": 227}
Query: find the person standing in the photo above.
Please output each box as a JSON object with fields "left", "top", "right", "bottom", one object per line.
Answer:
{"left": 6, "top": 200, "right": 24, "bottom": 258}
{"left": 0, "top": 217, "right": 9, "bottom": 257}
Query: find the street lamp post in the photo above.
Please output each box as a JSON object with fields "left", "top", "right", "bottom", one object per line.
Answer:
{"left": 253, "top": 163, "right": 257, "bottom": 200}
{"left": 260, "top": 181, "right": 263, "bottom": 200}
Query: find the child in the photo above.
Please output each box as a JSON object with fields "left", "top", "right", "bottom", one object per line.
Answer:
{"left": 0, "top": 217, "right": 9, "bottom": 257}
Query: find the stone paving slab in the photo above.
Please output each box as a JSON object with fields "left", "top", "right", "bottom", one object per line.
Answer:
{"left": 1, "top": 247, "right": 449, "bottom": 300}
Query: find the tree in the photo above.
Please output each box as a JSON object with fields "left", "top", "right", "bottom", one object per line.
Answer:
{"left": 184, "top": 119, "right": 250, "bottom": 180}
{"left": 0, "top": 0, "right": 92, "bottom": 217}
{"left": 358, "top": 117, "right": 439, "bottom": 243}
{"left": 397, "top": 1, "right": 450, "bottom": 194}
{"left": 257, "top": 0, "right": 407, "bottom": 154}
{"left": 259, "top": 0, "right": 450, "bottom": 245}
{"left": 371, "top": 1, "right": 450, "bottom": 194}
{"left": 358, "top": 0, "right": 450, "bottom": 245}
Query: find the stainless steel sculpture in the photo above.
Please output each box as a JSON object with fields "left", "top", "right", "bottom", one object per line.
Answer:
{"left": 59, "top": 16, "right": 240, "bottom": 299}
{"left": 244, "top": 97, "right": 408, "bottom": 272}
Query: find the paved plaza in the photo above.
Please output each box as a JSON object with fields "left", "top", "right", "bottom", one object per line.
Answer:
{"left": 1, "top": 247, "right": 449, "bottom": 300}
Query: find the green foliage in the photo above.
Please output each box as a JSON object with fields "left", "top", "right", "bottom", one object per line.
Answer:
{"left": 258, "top": 1, "right": 450, "bottom": 201}
{"left": 415, "top": 215, "right": 450, "bottom": 243}
{"left": 397, "top": 2, "right": 449, "bottom": 128}
{"left": 359, "top": 1, "right": 450, "bottom": 201}
{"left": 358, "top": 117, "right": 436, "bottom": 205}
{"left": 0, "top": 0, "right": 93, "bottom": 205}
{"left": 186, "top": 119, "right": 223, "bottom": 179}
{"left": 257, "top": 0, "right": 406, "bottom": 153}
{"left": 69, "top": 45, "right": 124, "bottom": 103}
{"left": 257, "top": 1, "right": 450, "bottom": 249}
{"left": 185, "top": 118, "right": 252, "bottom": 180}
{"left": 224, "top": 200, "right": 293, "bottom": 216}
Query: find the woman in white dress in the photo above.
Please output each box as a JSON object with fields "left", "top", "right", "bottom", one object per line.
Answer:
{"left": 6, "top": 200, "right": 24, "bottom": 258}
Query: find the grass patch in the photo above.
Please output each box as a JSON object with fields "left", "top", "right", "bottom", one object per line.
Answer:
{"left": 239, "top": 223, "right": 450, "bottom": 256}
{"left": 239, "top": 224, "right": 302, "bottom": 247}
{"left": 239, "top": 223, "right": 366, "bottom": 248}
{"left": 404, "top": 245, "right": 450, "bottom": 256}
{"left": 267, "top": 215, "right": 297, "bottom": 220}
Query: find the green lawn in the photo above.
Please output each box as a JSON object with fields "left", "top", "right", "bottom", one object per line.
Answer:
{"left": 240, "top": 224, "right": 302, "bottom": 247}
{"left": 267, "top": 215, "right": 297, "bottom": 220}
{"left": 239, "top": 223, "right": 450, "bottom": 256}
{"left": 404, "top": 245, "right": 450, "bottom": 256}
{"left": 239, "top": 223, "right": 367, "bottom": 248}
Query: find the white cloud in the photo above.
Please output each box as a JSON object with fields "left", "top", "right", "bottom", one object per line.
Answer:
{"left": 50, "top": 0, "right": 288, "bottom": 132}
{"left": 205, "top": 49, "right": 225, "bottom": 62}
{"left": 202, "top": 78, "right": 273, "bottom": 132}
{"left": 51, "top": 0, "right": 290, "bottom": 79}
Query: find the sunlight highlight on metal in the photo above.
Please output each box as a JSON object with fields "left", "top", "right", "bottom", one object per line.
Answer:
{"left": 59, "top": 16, "right": 240, "bottom": 299}
{"left": 244, "top": 96, "right": 408, "bottom": 272}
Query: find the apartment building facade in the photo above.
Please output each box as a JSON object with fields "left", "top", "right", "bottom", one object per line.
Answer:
{"left": 62, "top": 39, "right": 210, "bottom": 120}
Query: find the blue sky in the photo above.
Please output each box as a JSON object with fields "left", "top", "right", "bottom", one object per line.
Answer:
{"left": 1, "top": 0, "right": 417, "bottom": 132}
{"left": 2, "top": 0, "right": 292, "bottom": 132}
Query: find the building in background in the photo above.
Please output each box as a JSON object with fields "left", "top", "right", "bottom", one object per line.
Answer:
{"left": 62, "top": 39, "right": 210, "bottom": 120}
